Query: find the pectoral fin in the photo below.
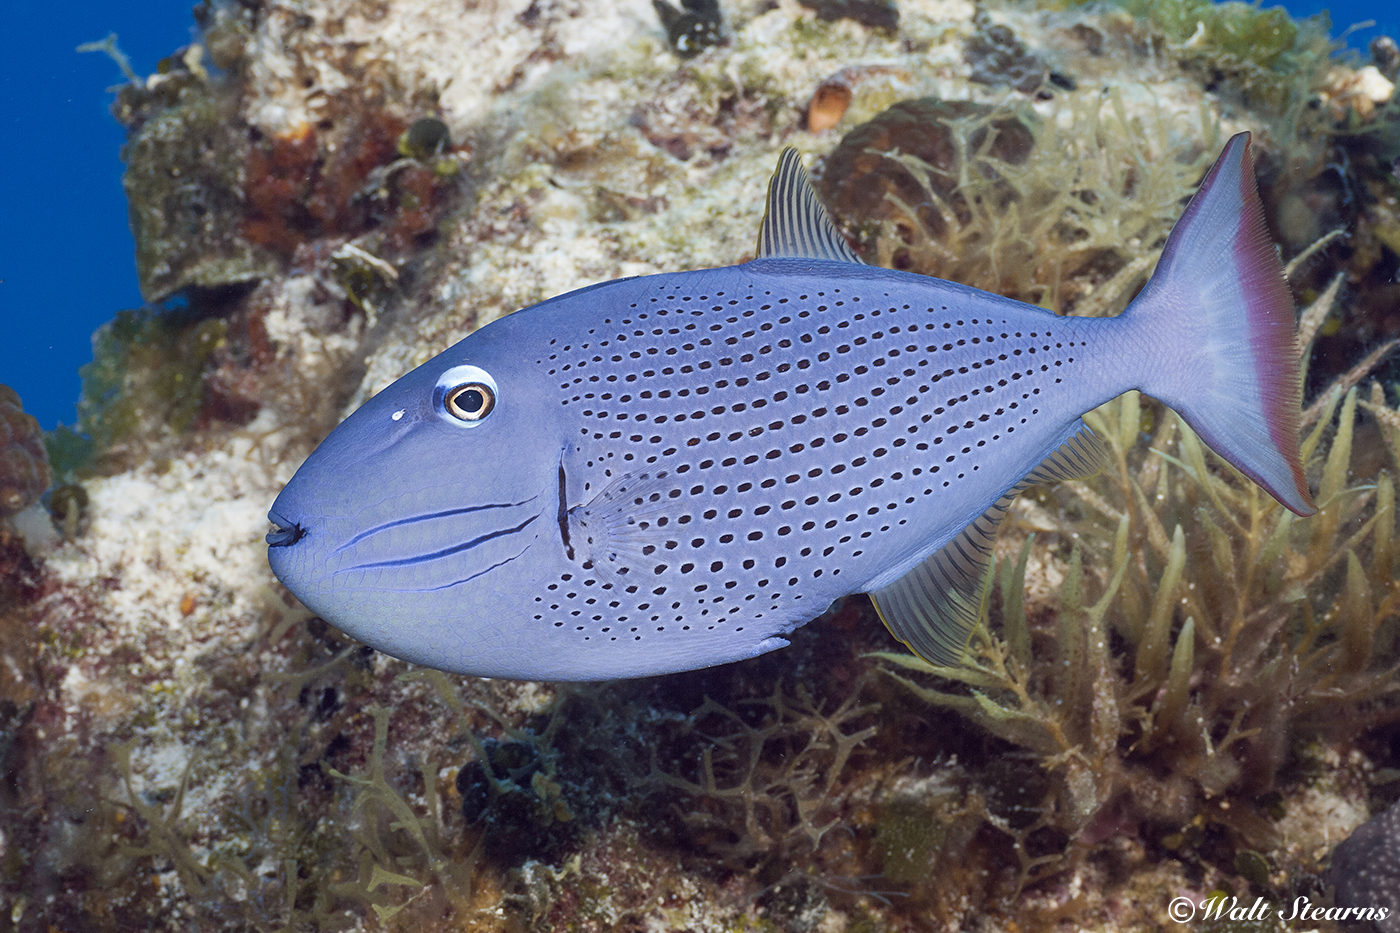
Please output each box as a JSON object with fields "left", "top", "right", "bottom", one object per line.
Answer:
{"left": 566, "top": 468, "right": 685, "bottom": 580}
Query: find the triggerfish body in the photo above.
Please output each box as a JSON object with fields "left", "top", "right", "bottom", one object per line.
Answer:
{"left": 267, "top": 133, "right": 1315, "bottom": 680}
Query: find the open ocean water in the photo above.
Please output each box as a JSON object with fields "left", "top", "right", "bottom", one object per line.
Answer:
{"left": 1, "top": 0, "right": 1397, "bottom": 432}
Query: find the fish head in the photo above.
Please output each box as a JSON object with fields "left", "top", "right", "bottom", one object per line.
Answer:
{"left": 266, "top": 316, "right": 569, "bottom": 673}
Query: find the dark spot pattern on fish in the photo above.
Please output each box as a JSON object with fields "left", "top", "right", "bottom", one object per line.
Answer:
{"left": 534, "top": 274, "right": 1086, "bottom": 646}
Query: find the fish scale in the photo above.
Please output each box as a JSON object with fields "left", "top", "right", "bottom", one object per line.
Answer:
{"left": 267, "top": 136, "right": 1315, "bottom": 681}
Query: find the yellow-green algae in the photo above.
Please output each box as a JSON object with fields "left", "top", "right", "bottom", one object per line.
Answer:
{"left": 876, "top": 288, "right": 1400, "bottom": 885}
{"left": 1050, "top": 0, "right": 1337, "bottom": 115}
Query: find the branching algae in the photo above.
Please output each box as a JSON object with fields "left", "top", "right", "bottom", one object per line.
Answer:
{"left": 821, "top": 90, "right": 1221, "bottom": 314}
{"left": 877, "top": 297, "right": 1400, "bottom": 886}
{"left": 644, "top": 681, "right": 880, "bottom": 868}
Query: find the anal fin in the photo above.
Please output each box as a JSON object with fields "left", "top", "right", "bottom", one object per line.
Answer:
{"left": 869, "top": 420, "right": 1106, "bottom": 667}
{"left": 870, "top": 493, "right": 1011, "bottom": 667}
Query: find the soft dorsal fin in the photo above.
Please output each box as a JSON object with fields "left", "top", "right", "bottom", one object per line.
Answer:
{"left": 869, "top": 421, "right": 1106, "bottom": 667}
{"left": 756, "top": 148, "right": 864, "bottom": 264}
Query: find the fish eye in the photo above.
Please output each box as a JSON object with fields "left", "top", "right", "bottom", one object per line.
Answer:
{"left": 433, "top": 364, "right": 498, "bottom": 428}
{"left": 446, "top": 383, "right": 494, "bottom": 421}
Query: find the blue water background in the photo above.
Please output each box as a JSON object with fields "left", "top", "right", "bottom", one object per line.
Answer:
{"left": 1, "top": 0, "right": 1396, "bottom": 431}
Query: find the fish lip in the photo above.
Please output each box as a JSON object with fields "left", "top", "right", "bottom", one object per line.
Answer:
{"left": 266, "top": 509, "right": 306, "bottom": 548}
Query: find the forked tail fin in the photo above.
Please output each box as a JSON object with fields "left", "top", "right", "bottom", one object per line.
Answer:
{"left": 1123, "top": 132, "right": 1316, "bottom": 516}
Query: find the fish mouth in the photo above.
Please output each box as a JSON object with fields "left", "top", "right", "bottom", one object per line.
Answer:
{"left": 266, "top": 509, "right": 306, "bottom": 548}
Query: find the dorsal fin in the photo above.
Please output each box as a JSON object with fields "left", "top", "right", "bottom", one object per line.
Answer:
{"left": 869, "top": 421, "right": 1106, "bottom": 667}
{"left": 756, "top": 148, "right": 864, "bottom": 264}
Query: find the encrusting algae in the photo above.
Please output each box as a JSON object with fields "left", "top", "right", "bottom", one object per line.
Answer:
{"left": 4, "top": 0, "right": 1400, "bottom": 929}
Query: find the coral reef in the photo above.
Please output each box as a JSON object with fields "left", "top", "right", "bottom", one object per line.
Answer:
{"left": 0, "top": 387, "right": 50, "bottom": 520}
{"left": 798, "top": 0, "right": 900, "bottom": 31}
{"left": 964, "top": 14, "right": 1047, "bottom": 93}
{"left": 7, "top": 0, "right": 1400, "bottom": 930}
{"left": 45, "top": 484, "right": 90, "bottom": 541}
{"left": 1374, "top": 37, "right": 1400, "bottom": 82}
{"left": 1073, "top": 0, "right": 1335, "bottom": 115}
{"left": 74, "top": 308, "right": 230, "bottom": 473}
{"left": 118, "top": 51, "right": 280, "bottom": 303}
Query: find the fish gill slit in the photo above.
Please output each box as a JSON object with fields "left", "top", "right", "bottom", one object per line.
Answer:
{"left": 558, "top": 461, "right": 575, "bottom": 561}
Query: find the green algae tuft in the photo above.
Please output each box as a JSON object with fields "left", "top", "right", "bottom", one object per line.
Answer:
{"left": 1130, "top": 0, "right": 1298, "bottom": 66}
{"left": 76, "top": 308, "right": 228, "bottom": 473}
{"left": 1052, "top": 0, "right": 1335, "bottom": 115}
{"left": 642, "top": 681, "right": 880, "bottom": 870}
{"left": 875, "top": 293, "right": 1400, "bottom": 887}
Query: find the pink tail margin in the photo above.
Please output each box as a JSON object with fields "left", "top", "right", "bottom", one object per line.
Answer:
{"left": 1122, "top": 132, "right": 1316, "bottom": 516}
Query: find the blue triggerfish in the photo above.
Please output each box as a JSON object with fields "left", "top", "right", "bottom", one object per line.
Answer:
{"left": 267, "top": 133, "right": 1315, "bottom": 680}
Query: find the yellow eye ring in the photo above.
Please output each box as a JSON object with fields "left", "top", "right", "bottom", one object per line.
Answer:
{"left": 445, "top": 383, "right": 495, "bottom": 422}
{"left": 433, "top": 365, "right": 497, "bottom": 428}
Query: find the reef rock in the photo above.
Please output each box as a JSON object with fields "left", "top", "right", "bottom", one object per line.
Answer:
{"left": 0, "top": 386, "right": 50, "bottom": 519}
{"left": 8, "top": 0, "right": 1400, "bottom": 930}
